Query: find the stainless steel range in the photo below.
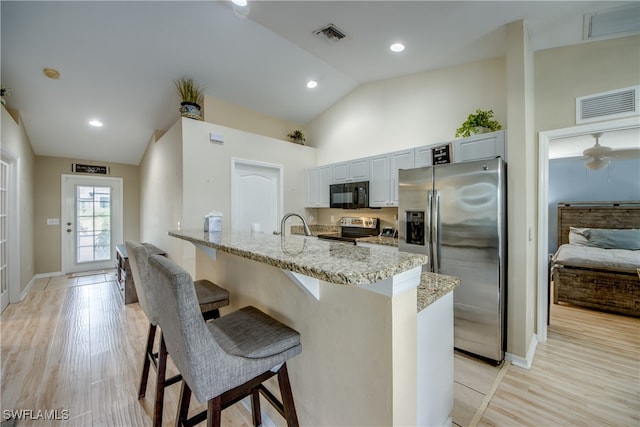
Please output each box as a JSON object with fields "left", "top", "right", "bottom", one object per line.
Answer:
{"left": 317, "top": 217, "right": 379, "bottom": 244}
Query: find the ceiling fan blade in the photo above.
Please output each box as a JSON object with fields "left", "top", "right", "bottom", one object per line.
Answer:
{"left": 610, "top": 148, "right": 640, "bottom": 159}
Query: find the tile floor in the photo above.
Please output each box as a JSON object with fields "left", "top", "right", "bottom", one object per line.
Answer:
{"left": 26, "top": 270, "right": 505, "bottom": 426}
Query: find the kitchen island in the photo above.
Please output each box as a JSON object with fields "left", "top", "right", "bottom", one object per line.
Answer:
{"left": 170, "top": 229, "right": 459, "bottom": 426}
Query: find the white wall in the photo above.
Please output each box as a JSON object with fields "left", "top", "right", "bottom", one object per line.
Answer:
{"left": 307, "top": 57, "right": 507, "bottom": 164}
{"left": 535, "top": 35, "right": 640, "bottom": 133}
{"left": 139, "top": 119, "right": 184, "bottom": 262}
{"left": 179, "top": 119, "right": 317, "bottom": 273}
{"left": 1, "top": 107, "right": 35, "bottom": 294}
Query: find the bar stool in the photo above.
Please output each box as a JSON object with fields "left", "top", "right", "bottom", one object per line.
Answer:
{"left": 125, "top": 241, "right": 230, "bottom": 427}
{"left": 147, "top": 253, "right": 302, "bottom": 427}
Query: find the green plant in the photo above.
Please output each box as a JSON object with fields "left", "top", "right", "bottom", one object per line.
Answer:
{"left": 455, "top": 109, "right": 502, "bottom": 138}
{"left": 0, "top": 85, "right": 10, "bottom": 106}
{"left": 173, "top": 76, "right": 205, "bottom": 105}
{"left": 287, "top": 129, "right": 306, "bottom": 143}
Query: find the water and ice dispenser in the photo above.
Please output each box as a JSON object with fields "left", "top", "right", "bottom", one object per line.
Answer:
{"left": 405, "top": 211, "right": 425, "bottom": 246}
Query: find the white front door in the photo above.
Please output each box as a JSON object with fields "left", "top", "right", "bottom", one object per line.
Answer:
{"left": 62, "top": 175, "right": 123, "bottom": 273}
{"left": 231, "top": 159, "right": 283, "bottom": 235}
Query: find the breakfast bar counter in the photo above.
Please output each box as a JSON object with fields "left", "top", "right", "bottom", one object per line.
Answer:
{"left": 170, "top": 229, "right": 457, "bottom": 427}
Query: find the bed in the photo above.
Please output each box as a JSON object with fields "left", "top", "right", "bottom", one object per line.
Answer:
{"left": 551, "top": 202, "right": 640, "bottom": 317}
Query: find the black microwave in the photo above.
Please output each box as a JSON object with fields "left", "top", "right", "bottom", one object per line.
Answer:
{"left": 329, "top": 181, "right": 369, "bottom": 209}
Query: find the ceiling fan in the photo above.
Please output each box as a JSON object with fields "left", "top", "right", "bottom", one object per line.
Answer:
{"left": 582, "top": 133, "right": 640, "bottom": 170}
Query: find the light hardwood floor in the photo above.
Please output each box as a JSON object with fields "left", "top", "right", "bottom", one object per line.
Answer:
{"left": 1, "top": 272, "right": 638, "bottom": 426}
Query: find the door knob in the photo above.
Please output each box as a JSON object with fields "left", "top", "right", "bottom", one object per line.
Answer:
{"left": 67, "top": 229, "right": 72, "bottom": 233}
{"left": 67, "top": 222, "right": 72, "bottom": 226}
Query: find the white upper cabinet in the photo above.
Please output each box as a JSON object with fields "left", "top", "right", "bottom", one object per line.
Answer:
{"left": 369, "top": 154, "right": 391, "bottom": 207}
{"left": 390, "top": 149, "right": 415, "bottom": 205}
{"left": 349, "top": 158, "right": 370, "bottom": 181}
{"left": 306, "top": 131, "right": 506, "bottom": 208}
{"left": 414, "top": 145, "right": 433, "bottom": 168}
{"left": 331, "top": 161, "right": 350, "bottom": 183}
{"left": 304, "top": 165, "right": 331, "bottom": 207}
{"left": 453, "top": 130, "right": 506, "bottom": 163}
{"left": 369, "top": 149, "right": 415, "bottom": 207}
{"left": 331, "top": 158, "right": 369, "bottom": 183}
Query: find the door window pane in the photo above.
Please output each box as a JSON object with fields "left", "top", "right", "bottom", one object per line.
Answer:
{"left": 76, "top": 185, "right": 112, "bottom": 263}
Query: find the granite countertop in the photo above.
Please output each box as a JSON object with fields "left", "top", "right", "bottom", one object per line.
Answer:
{"left": 356, "top": 235, "right": 399, "bottom": 247}
{"left": 417, "top": 272, "right": 461, "bottom": 312}
{"left": 169, "top": 229, "right": 427, "bottom": 286}
{"left": 291, "top": 224, "right": 339, "bottom": 236}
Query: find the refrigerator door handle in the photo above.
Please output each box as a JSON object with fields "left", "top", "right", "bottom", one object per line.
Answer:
{"left": 427, "top": 190, "right": 433, "bottom": 271}
{"left": 432, "top": 190, "right": 440, "bottom": 273}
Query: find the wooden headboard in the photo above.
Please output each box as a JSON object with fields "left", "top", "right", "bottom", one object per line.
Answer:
{"left": 557, "top": 201, "right": 640, "bottom": 246}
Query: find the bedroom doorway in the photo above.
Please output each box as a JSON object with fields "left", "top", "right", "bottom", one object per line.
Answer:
{"left": 537, "top": 117, "right": 640, "bottom": 341}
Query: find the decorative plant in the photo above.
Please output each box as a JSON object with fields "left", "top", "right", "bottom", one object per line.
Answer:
{"left": 173, "top": 76, "right": 205, "bottom": 106}
{"left": 287, "top": 129, "right": 306, "bottom": 144}
{"left": 0, "top": 85, "right": 10, "bottom": 106}
{"left": 455, "top": 109, "right": 502, "bottom": 138}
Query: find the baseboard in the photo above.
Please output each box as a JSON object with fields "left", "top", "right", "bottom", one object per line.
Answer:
{"left": 33, "top": 271, "right": 64, "bottom": 279}
{"left": 17, "top": 272, "right": 64, "bottom": 302}
{"left": 505, "top": 334, "right": 538, "bottom": 369}
{"left": 239, "top": 396, "right": 277, "bottom": 427}
{"left": 18, "top": 277, "right": 36, "bottom": 301}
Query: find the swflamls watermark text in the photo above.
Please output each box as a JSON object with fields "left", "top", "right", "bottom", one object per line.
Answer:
{"left": 3, "top": 409, "right": 70, "bottom": 421}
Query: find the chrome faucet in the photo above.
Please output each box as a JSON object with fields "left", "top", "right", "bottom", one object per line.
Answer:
{"left": 277, "top": 212, "right": 312, "bottom": 236}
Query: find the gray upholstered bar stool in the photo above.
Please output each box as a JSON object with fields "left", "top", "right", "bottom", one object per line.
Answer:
{"left": 147, "top": 253, "right": 302, "bottom": 427}
{"left": 125, "top": 241, "right": 230, "bottom": 427}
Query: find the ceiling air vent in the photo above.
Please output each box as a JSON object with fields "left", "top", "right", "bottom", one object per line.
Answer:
{"left": 313, "top": 24, "right": 347, "bottom": 43}
{"left": 576, "top": 86, "right": 639, "bottom": 124}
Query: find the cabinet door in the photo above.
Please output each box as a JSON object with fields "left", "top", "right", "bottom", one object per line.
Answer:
{"left": 414, "top": 145, "right": 433, "bottom": 168}
{"left": 453, "top": 130, "right": 505, "bottom": 163}
{"left": 304, "top": 168, "right": 319, "bottom": 207}
{"left": 349, "top": 158, "right": 370, "bottom": 181}
{"left": 369, "top": 154, "right": 391, "bottom": 207}
{"left": 390, "top": 149, "right": 415, "bottom": 206}
{"left": 317, "top": 165, "right": 331, "bottom": 207}
{"left": 332, "top": 162, "right": 349, "bottom": 183}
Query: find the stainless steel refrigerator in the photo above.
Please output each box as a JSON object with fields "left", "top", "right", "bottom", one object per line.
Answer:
{"left": 399, "top": 158, "right": 506, "bottom": 363}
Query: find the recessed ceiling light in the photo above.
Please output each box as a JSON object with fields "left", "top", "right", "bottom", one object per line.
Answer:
{"left": 231, "top": 0, "right": 247, "bottom": 6}
{"left": 306, "top": 80, "right": 318, "bottom": 89}
{"left": 89, "top": 120, "right": 103, "bottom": 127}
{"left": 43, "top": 67, "right": 60, "bottom": 79}
{"left": 390, "top": 43, "right": 405, "bottom": 53}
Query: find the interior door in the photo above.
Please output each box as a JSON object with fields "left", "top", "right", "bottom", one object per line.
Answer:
{"left": 0, "top": 159, "right": 9, "bottom": 312}
{"left": 231, "top": 159, "right": 282, "bottom": 234}
{"left": 62, "top": 175, "right": 123, "bottom": 273}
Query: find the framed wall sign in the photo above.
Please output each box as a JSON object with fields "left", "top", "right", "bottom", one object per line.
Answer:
{"left": 72, "top": 163, "right": 110, "bottom": 175}
{"left": 432, "top": 143, "right": 453, "bottom": 165}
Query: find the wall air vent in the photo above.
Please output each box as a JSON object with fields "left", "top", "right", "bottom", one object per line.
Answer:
{"left": 313, "top": 23, "right": 348, "bottom": 43}
{"left": 583, "top": 4, "right": 640, "bottom": 41}
{"left": 576, "top": 86, "right": 639, "bottom": 124}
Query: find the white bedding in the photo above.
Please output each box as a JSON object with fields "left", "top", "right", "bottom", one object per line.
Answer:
{"left": 552, "top": 243, "right": 640, "bottom": 274}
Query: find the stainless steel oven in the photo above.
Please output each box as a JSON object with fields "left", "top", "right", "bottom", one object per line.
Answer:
{"left": 329, "top": 181, "right": 369, "bottom": 209}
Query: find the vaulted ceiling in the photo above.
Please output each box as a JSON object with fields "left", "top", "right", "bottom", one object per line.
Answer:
{"left": 1, "top": 1, "right": 636, "bottom": 164}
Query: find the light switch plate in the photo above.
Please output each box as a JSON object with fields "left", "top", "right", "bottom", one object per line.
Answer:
{"left": 47, "top": 218, "right": 60, "bottom": 225}
{"left": 210, "top": 133, "right": 224, "bottom": 144}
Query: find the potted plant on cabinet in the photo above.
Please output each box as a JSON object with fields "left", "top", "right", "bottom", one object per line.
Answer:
{"left": 173, "top": 76, "right": 205, "bottom": 120}
{"left": 455, "top": 109, "right": 502, "bottom": 138}
{"left": 287, "top": 129, "right": 306, "bottom": 145}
